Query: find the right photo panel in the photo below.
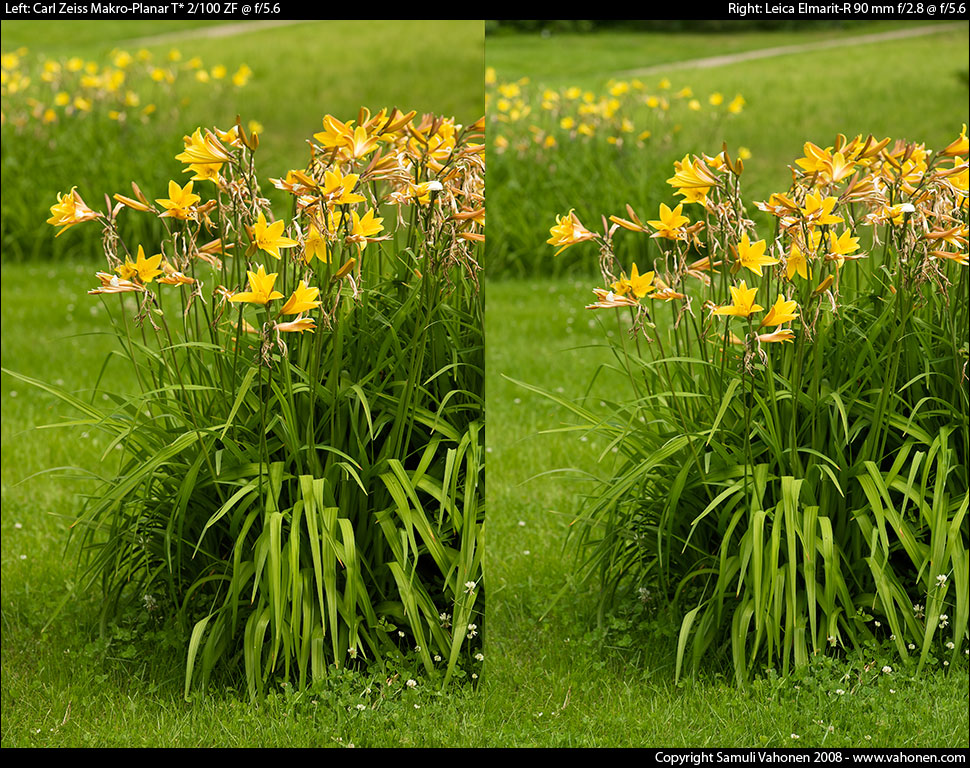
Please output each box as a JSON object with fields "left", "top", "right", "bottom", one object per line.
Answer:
{"left": 484, "top": 17, "right": 970, "bottom": 749}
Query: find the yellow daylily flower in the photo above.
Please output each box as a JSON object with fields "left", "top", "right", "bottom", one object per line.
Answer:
{"left": 736, "top": 232, "right": 778, "bottom": 276}
{"left": 321, "top": 167, "right": 366, "bottom": 206}
{"left": 116, "top": 245, "right": 163, "bottom": 284}
{"left": 303, "top": 222, "right": 330, "bottom": 264}
{"left": 757, "top": 329, "right": 795, "bottom": 344}
{"left": 47, "top": 186, "right": 99, "bottom": 236}
{"left": 759, "top": 295, "right": 799, "bottom": 329}
{"left": 89, "top": 272, "right": 145, "bottom": 295}
{"left": 612, "top": 263, "right": 655, "bottom": 299}
{"left": 785, "top": 242, "right": 811, "bottom": 281}
{"left": 713, "top": 281, "right": 763, "bottom": 318}
{"left": 155, "top": 180, "right": 201, "bottom": 220}
{"left": 229, "top": 265, "right": 284, "bottom": 305}
{"left": 548, "top": 209, "right": 595, "bottom": 256}
{"left": 800, "top": 191, "right": 843, "bottom": 227}
{"left": 343, "top": 209, "right": 384, "bottom": 251}
{"left": 274, "top": 316, "right": 316, "bottom": 333}
{"left": 826, "top": 229, "right": 862, "bottom": 266}
{"left": 941, "top": 124, "right": 968, "bottom": 157}
{"left": 252, "top": 212, "right": 298, "bottom": 259}
{"left": 646, "top": 202, "right": 690, "bottom": 240}
{"left": 279, "top": 280, "right": 321, "bottom": 315}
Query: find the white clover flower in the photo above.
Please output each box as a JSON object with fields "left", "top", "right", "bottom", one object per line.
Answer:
{"left": 882, "top": 665, "right": 892, "bottom": 674}
{"left": 355, "top": 703, "right": 366, "bottom": 711}
{"left": 406, "top": 679, "right": 417, "bottom": 688}
{"left": 474, "top": 653, "right": 484, "bottom": 661}
{"left": 945, "top": 641, "right": 955, "bottom": 650}
{"left": 835, "top": 689, "right": 845, "bottom": 695}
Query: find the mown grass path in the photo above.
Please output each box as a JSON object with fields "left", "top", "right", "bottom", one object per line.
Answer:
{"left": 614, "top": 21, "right": 966, "bottom": 77}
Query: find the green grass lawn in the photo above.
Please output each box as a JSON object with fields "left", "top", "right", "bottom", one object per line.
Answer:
{"left": 4, "top": 266, "right": 967, "bottom": 747}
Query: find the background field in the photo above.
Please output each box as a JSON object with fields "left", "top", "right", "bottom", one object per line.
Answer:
{"left": 486, "top": 20, "right": 970, "bottom": 275}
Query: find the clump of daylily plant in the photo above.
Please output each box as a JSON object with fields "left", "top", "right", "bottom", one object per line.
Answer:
{"left": 31, "top": 108, "right": 486, "bottom": 699}
{"left": 542, "top": 128, "right": 968, "bottom": 684}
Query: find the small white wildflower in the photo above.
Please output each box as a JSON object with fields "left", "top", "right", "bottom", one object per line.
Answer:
{"left": 398, "top": 630, "right": 405, "bottom": 638}
{"left": 471, "top": 673, "right": 478, "bottom": 679}
{"left": 355, "top": 703, "right": 366, "bottom": 711}
{"left": 19, "top": 554, "right": 26, "bottom": 560}
{"left": 518, "top": 520, "right": 526, "bottom": 527}
{"left": 889, "top": 688, "right": 896, "bottom": 694}
{"left": 790, "top": 734, "right": 799, "bottom": 740}
{"left": 943, "top": 660, "right": 949, "bottom": 667}
{"left": 936, "top": 574, "right": 948, "bottom": 587}
{"left": 946, "top": 641, "right": 955, "bottom": 650}
{"left": 835, "top": 689, "right": 845, "bottom": 695}
{"left": 908, "top": 643, "right": 916, "bottom": 650}
{"left": 939, "top": 613, "right": 949, "bottom": 628}
{"left": 882, "top": 665, "right": 892, "bottom": 674}
{"left": 406, "top": 679, "right": 417, "bottom": 688}
{"left": 433, "top": 654, "right": 442, "bottom": 662}
{"left": 348, "top": 647, "right": 357, "bottom": 659}
{"left": 14, "top": 522, "right": 22, "bottom": 529}
{"left": 464, "top": 581, "right": 477, "bottom": 593}
{"left": 474, "top": 653, "right": 484, "bottom": 662}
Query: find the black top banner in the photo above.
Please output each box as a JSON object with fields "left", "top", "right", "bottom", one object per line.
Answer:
{"left": 1, "top": 7, "right": 968, "bottom": 20}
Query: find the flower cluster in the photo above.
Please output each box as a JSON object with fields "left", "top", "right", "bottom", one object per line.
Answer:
{"left": 552, "top": 125, "right": 967, "bottom": 359}
{"left": 487, "top": 68, "right": 746, "bottom": 156}
{"left": 52, "top": 108, "right": 484, "bottom": 354}
{"left": 1, "top": 45, "right": 251, "bottom": 130}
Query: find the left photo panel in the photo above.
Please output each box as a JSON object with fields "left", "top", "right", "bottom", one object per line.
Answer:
{"left": 1, "top": 16, "right": 485, "bottom": 736}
